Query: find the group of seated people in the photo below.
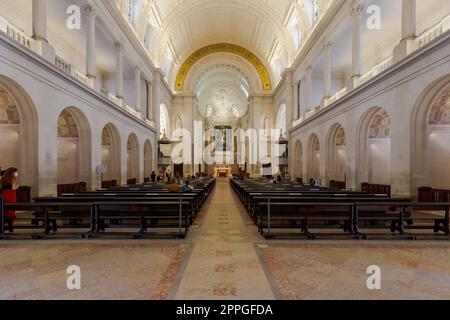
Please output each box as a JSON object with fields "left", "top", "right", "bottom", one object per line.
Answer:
{"left": 147, "top": 170, "right": 213, "bottom": 193}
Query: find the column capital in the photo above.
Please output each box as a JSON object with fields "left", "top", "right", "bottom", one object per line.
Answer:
{"left": 85, "top": 6, "right": 96, "bottom": 18}
{"left": 350, "top": 1, "right": 364, "bottom": 17}
{"left": 115, "top": 42, "right": 123, "bottom": 51}
{"left": 323, "top": 41, "right": 333, "bottom": 50}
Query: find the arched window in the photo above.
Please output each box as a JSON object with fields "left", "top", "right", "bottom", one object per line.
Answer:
{"left": 288, "top": 13, "right": 302, "bottom": 51}
{"left": 313, "top": 0, "right": 320, "bottom": 23}
{"left": 127, "top": 0, "right": 135, "bottom": 22}
{"left": 162, "top": 51, "right": 173, "bottom": 78}
{"left": 144, "top": 24, "right": 154, "bottom": 50}
{"left": 276, "top": 103, "right": 287, "bottom": 136}
{"left": 160, "top": 103, "right": 170, "bottom": 138}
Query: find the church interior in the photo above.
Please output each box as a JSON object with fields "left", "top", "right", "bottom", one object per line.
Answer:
{"left": 1, "top": 0, "right": 450, "bottom": 300}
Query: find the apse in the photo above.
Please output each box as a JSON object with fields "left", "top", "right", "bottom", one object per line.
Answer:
{"left": 195, "top": 67, "right": 250, "bottom": 128}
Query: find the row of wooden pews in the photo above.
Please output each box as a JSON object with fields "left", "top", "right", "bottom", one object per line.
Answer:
{"left": 0, "top": 178, "right": 216, "bottom": 240}
{"left": 231, "top": 178, "right": 450, "bottom": 240}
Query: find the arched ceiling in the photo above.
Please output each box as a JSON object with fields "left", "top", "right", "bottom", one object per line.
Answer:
{"left": 196, "top": 66, "right": 249, "bottom": 125}
{"left": 117, "top": 0, "right": 334, "bottom": 90}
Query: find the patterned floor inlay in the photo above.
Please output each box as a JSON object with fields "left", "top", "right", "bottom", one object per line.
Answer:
{"left": 0, "top": 242, "right": 190, "bottom": 300}
{"left": 257, "top": 243, "right": 450, "bottom": 300}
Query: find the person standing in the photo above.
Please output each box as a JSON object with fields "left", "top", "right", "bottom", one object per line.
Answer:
{"left": 1, "top": 167, "right": 19, "bottom": 232}
{"left": 151, "top": 171, "right": 156, "bottom": 182}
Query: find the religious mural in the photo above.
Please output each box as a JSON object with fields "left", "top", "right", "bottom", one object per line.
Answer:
{"left": 0, "top": 89, "right": 20, "bottom": 124}
{"left": 335, "top": 127, "right": 346, "bottom": 146}
{"left": 429, "top": 90, "right": 450, "bottom": 125}
{"left": 368, "top": 109, "right": 391, "bottom": 139}
{"left": 57, "top": 110, "right": 79, "bottom": 138}
{"left": 215, "top": 125, "right": 232, "bottom": 152}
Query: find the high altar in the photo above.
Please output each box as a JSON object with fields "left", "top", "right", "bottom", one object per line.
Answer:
{"left": 214, "top": 166, "right": 232, "bottom": 178}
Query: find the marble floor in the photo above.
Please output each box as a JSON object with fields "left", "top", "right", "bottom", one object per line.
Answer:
{"left": 1, "top": 179, "right": 450, "bottom": 300}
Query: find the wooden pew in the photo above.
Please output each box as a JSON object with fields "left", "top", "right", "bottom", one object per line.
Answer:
{"left": 361, "top": 183, "right": 391, "bottom": 197}
{"left": 0, "top": 198, "right": 190, "bottom": 239}
{"left": 355, "top": 202, "right": 450, "bottom": 239}
{"left": 418, "top": 187, "right": 450, "bottom": 202}
{"left": 57, "top": 182, "right": 87, "bottom": 197}
{"left": 0, "top": 200, "right": 94, "bottom": 238}
{"left": 127, "top": 178, "right": 137, "bottom": 185}
{"left": 258, "top": 201, "right": 355, "bottom": 238}
{"left": 101, "top": 180, "right": 117, "bottom": 189}
{"left": 330, "top": 180, "right": 346, "bottom": 189}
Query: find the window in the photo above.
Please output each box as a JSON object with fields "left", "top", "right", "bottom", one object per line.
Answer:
{"left": 276, "top": 104, "right": 287, "bottom": 136}
{"left": 313, "top": 0, "right": 320, "bottom": 23}
{"left": 160, "top": 104, "right": 169, "bottom": 138}
{"left": 127, "top": 0, "right": 134, "bottom": 22}
{"left": 144, "top": 25, "right": 154, "bottom": 50}
{"left": 288, "top": 13, "right": 302, "bottom": 51}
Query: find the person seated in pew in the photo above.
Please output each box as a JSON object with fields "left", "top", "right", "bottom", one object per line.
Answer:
{"left": 310, "top": 177, "right": 322, "bottom": 187}
{"left": 1, "top": 167, "right": 19, "bottom": 232}
{"left": 167, "top": 177, "right": 182, "bottom": 192}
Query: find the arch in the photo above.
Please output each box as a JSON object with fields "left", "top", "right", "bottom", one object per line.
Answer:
{"left": 184, "top": 54, "right": 263, "bottom": 92}
{"left": 101, "top": 123, "right": 121, "bottom": 182}
{"left": 143, "top": 139, "right": 153, "bottom": 179}
{"left": 293, "top": 140, "right": 303, "bottom": 182}
{"left": 411, "top": 75, "right": 450, "bottom": 194}
{"left": 56, "top": 107, "right": 92, "bottom": 187}
{"left": 307, "top": 133, "right": 320, "bottom": 181}
{"left": 175, "top": 43, "right": 272, "bottom": 91}
{"left": 326, "top": 123, "right": 347, "bottom": 184}
{"left": 0, "top": 75, "right": 38, "bottom": 195}
{"left": 127, "top": 133, "right": 140, "bottom": 182}
{"left": 356, "top": 107, "right": 392, "bottom": 188}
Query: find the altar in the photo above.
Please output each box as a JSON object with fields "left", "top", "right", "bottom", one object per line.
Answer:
{"left": 214, "top": 166, "right": 232, "bottom": 178}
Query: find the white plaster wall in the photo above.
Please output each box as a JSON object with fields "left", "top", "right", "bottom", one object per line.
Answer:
{"left": 290, "top": 33, "right": 450, "bottom": 197}
{"left": 428, "top": 128, "right": 450, "bottom": 189}
{"left": 0, "top": 125, "right": 20, "bottom": 170}
{"left": 0, "top": 35, "right": 157, "bottom": 196}
{"left": 57, "top": 138, "right": 79, "bottom": 184}
{"left": 368, "top": 139, "right": 391, "bottom": 185}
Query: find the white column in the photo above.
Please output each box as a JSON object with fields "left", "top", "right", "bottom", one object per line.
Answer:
{"left": 115, "top": 43, "right": 124, "bottom": 101}
{"left": 86, "top": 7, "right": 96, "bottom": 81}
{"left": 32, "top": 0, "right": 47, "bottom": 41}
{"left": 146, "top": 81, "right": 153, "bottom": 121}
{"left": 294, "top": 80, "right": 300, "bottom": 120}
{"left": 134, "top": 67, "right": 141, "bottom": 114}
{"left": 153, "top": 74, "right": 161, "bottom": 135}
{"left": 32, "top": 0, "right": 55, "bottom": 62}
{"left": 305, "top": 65, "right": 312, "bottom": 112}
{"left": 323, "top": 41, "right": 332, "bottom": 99}
{"left": 401, "top": 0, "right": 416, "bottom": 41}
{"left": 350, "top": 3, "right": 363, "bottom": 85}
{"left": 394, "top": 0, "right": 417, "bottom": 62}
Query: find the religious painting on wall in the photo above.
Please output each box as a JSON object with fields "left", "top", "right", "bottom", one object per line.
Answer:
{"left": 429, "top": 92, "right": 450, "bottom": 125}
{"left": 214, "top": 125, "right": 232, "bottom": 152}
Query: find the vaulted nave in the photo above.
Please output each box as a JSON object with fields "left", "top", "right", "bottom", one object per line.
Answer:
{"left": 1, "top": 0, "right": 450, "bottom": 302}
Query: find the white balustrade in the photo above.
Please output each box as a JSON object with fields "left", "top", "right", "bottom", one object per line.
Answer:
{"left": 415, "top": 14, "right": 450, "bottom": 50}
{"left": 0, "top": 16, "right": 35, "bottom": 50}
